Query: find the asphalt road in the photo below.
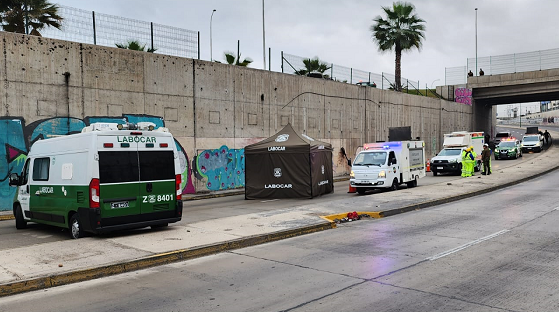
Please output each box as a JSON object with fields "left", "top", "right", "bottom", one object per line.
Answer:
{"left": 0, "top": 126, "right": 548, "bottom": 249}
{"left": 3, "top": 164, "right": 559, "bottom": 311}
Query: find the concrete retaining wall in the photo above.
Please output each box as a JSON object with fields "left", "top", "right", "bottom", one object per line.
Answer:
{"left": 0, "top": 32, "right": 474, "bottom": 209}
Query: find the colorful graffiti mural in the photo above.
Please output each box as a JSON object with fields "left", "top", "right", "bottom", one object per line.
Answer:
{"left": 0, "top": 115, "right": 198, "bottom": 211}
{"left": 455, "top": 88, "right": 473, "bottom": 105}
{"left": 193, "top": 146, "right": 245, "bottom": 191}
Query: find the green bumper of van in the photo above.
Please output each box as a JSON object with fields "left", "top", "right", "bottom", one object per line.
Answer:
{"left": 78, "top": 201, "right": 183, "bottom": 234}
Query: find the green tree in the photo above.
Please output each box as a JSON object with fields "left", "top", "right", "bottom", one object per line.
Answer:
{"left": 218, "top": 51, "right": 252, "bottom": 67}
{"left": 370, "top": 1, "right": 425, "bottom": 91}
{"left": 115, "top": 40, "right": 156, "bottom": 53}
{"left": 0, "top": 0, "right": 63, "bottom": 36}
{"left": 294, "top": 57, "right": 331, "bottom": 76}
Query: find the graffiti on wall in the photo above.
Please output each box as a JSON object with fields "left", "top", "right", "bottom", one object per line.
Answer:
{"left": 455, "top": 88, "right": 472, "bottom": 105}
{"left": 193, "top": 146, "right": 245, "bottom": 191}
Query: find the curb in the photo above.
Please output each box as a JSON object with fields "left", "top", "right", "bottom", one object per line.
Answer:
{"left": 0, "top": 221, "right": 335, "bottom": 298}
{"left": 321, "top": 212, "right": 382, "bottom": 222}
{"left": 0, "top": 214, "right": 13, "bottom": 221}
{"left": 182, "top": 177, "right": 350, "bottom": 201}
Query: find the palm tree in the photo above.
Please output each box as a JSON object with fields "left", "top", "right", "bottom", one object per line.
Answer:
{"left": 294, "top": 57, "right": 331, "bottom": 77}
{"left": 115, "top": 40, "right": 157, "bottom": 53}
{"left": 220, "top": 51, "right": 252, "bottom": 67}
{"left": 370, "top": 1, "right": 425, "bottom": 92}
{"left": 0, "top": 0, "right": 63, "bottom": 36}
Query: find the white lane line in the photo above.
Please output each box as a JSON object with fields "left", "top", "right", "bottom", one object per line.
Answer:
{"left": 261, "top": 199, "right": 280, "bottom": 203}
{"left": 427, "top": 229, "right": 510, "bottom": 261}
{"left": 554, "top": 207, "right": 559, "bottom": 211}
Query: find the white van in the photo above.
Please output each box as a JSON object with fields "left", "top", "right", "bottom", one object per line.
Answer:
{"left": 350, "top": 141, "right": 425, "bottom": 194}
{"left": 9, "top": 122, "right": 183, "bottom": 239}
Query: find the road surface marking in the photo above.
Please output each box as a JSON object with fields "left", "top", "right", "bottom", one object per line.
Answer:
{"left": 261, "top": 199, "right": 280, "bottom": 203}
{"left": 427, "top": 229, "right": 509, "bottom": 261}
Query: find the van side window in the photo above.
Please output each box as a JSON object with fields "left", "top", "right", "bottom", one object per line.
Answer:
{"left": 32, "top": 157, "right": 50, "bottom": 181}
{"left": 389, "top": 151, "right": 397, "bottom": 164}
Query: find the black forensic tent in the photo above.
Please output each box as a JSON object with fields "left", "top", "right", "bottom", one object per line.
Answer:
{"left": 245, "top": 123, "right": 333, "bottom": 199}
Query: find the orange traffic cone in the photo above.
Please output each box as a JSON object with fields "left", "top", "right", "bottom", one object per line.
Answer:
{"left": 348, "top": 182, "right": 356, "bottom": 193}
{"left": 426, "top": 159, "right": 431, "bottom": 172}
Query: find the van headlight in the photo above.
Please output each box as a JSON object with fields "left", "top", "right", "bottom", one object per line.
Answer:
{"left": 350, "top": 171, "right": 355, "bottom": 178}
{"left": 449, "top": 159, "right": 457, "bottom": 163}
{"left": 378, "top": 171, "right": 386, "bottom": 178}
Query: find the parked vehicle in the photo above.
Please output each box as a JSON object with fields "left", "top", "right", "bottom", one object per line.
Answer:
{"left": 350, "top": 141, "right": 425, "bottom": 194}
{"left": 521, "top": 134, "right": 544, "bottom": 153}
{"left": 494, "top": 137, "right": 522, "bottom": 159}
{"left": 9, "top": 122, "right": 183, "bottom": 239}
{"left": 430, "top": 131, "right": 484, "bottom": 176}
{"left": 494, "top": 132, "right": 511, "bottom": 146}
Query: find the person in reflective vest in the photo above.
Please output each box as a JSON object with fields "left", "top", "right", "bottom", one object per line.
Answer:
{"left": 461, "top": 146, "right": 476, "bottom": 177}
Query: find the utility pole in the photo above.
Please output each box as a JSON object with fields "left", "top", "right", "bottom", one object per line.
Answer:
{"left": 262, "top": 0, "right": 266, "bottom": 70}
{"left": 475, "top": 8, "right": 478, "bottom": 76}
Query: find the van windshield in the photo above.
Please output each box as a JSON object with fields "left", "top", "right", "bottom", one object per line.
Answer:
{"left": 495, "top": 133, "right": 509, "bottom": 138}
{"left": 437, "top": 149, "right": 462, "bottom": 156}
{"left": 353, "top": 152, "right": 386, "bottom": 166}
{"left": 99, "top": 151, "right": 174, "bottom": 183}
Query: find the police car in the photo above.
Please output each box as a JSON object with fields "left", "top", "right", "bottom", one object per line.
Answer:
{"left": 494, "top": 137, "right": 522, "bottom": 160}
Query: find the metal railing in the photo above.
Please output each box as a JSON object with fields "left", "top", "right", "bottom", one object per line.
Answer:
{"left": 40, "top": 5, "right": 200, "bottom": 59}
{"left": 446, "top": 47, "right": 559, "bottom": 85}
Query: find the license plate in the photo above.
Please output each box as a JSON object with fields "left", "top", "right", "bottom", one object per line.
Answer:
{"left": 361, "top": 180, "right": 370, "bottom": 183}
{"left": 110, "top": 201, "right": 129, "bottom": 209}
{"left": 437, "top": 167, "right": 443, "bottom": 170}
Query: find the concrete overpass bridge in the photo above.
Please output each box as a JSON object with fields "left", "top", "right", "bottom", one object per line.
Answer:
{"left": 442, "top": 69, "right": 559, "bottom": 138}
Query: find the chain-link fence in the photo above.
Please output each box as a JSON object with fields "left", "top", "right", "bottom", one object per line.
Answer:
{"left": 40, "top": 5, "right": 199, "bottom": 59}
{"left": 281, "top": 52, "right": 424, "bottom": 93}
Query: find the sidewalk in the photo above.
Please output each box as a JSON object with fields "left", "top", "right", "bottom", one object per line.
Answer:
{"left": 1, "top": 133, "right": 558, "bottom": 297}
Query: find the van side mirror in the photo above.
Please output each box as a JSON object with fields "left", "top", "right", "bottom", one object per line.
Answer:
{"left": 8, "top": 173, "right": 20, "bottom": 186}
{"left": 347, "top": 158, "right": 352, "bottom": 166}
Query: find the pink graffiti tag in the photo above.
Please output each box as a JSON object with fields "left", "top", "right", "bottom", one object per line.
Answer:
{"left": 455, "top": 88, "right": 472, "bottom": 106}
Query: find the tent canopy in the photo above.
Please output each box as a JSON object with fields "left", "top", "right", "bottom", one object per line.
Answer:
{"left": 244, "top": 124, "right": 333, "bottom": 199}
{"left": 245, "top": 123, "right": 331, "bottom": 154}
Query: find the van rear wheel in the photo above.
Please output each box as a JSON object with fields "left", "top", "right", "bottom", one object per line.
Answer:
{"left": 15, "top": 205, "right": 27, "bottom": 229}
{"left": 69, "top": 213, "right": 84, "bottom": 239}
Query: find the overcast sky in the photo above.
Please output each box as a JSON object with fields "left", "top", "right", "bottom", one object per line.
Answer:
{"left": 53, "top": 0, "right": 553, "bottom": 115}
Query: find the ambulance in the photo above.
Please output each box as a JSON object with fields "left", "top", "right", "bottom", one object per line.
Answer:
{"left": 349, "top": 141, "right": 426, "bottom": 194}
{"left": 9, "top": 122, "right": 183, "bottom": 239}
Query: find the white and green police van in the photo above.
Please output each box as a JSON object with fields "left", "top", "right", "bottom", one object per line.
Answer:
{"left": 9, "top": 122, "right": 183, "bottom": 239}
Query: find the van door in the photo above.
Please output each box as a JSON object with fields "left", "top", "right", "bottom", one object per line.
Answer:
{"left": 138, "top": 149, "right": 176, "bottom": 215}
{"left": 387, "top": 151, "right": 398, "bottom": 183}
{"left": 97, "top": 149, "right": 141, "bottom": 219}
{"left": 17, "top": 158, "right": 31, "bottom": 218}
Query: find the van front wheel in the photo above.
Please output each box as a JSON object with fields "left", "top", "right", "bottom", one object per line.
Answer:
{"left": 15, "top": 205, "right": 27, "bottom": 229}
{"left": 69, "top": 213, "right": 84, "bottom": 239}
{"left": 390, "top": 178, "right": 399, "bottom": 191}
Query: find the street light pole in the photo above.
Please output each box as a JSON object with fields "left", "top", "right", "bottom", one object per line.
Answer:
{"left": 431, "top": 79, "right": 440, "bottom": 89}
{"left": 210, "top": 9, "right": 216, "bottom": 62}
{"left": 262, "top": 0, "right": 266, "bottom": 70}
{"left": 475, "top": 8, "right": 478, "bottom": 76}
